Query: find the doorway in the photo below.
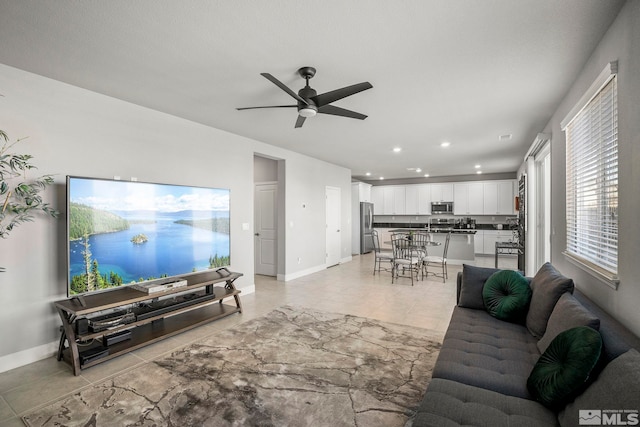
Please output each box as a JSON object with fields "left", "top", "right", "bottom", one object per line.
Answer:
{"left": 325, "top": 186, "right": 341, "bottom": 267}
{"left": 254, "top": 182, "right": 277, "bottom": 276}
{"left": 254, "top": 155, "right": 281, "bottom": 277}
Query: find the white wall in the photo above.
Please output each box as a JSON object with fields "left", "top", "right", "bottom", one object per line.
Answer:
{"left": 0, "top": 63, "right": 352, "bottom": 371}
{"left": 540, "top": 1, "right": 640, "bottom": 337}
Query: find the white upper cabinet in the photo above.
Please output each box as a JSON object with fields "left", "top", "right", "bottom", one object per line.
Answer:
{"left": 392, "top": 186, "right": 406, "bottom": 214}
{"left": 405, "top": 184, "right": 431, "bottom": 215}
{"left": 417, "top": 184, "right": 431, "bottom": 214}
{"left": 431, "top": 183, "right": 454, "bottom": 202}
{"left": 405, "top": 185, "right": 419, "bottom": 214}
{"left": 371, "top": 186, "right": 384, "bottom": 211}
{"left": 483, "top": 181, "right": 515, "bottom": 215}
{"left": 352, "top": 182, "right": 372, "bottom": 203}
{"left": 377, "top": 185, "right": 406, "bottom": 215}
{"left": 453, "top": 183, "right": 469, "bottom": 215}
{"left": 497, "top": 181, "right": 515, "bottom": 215}
{"left": 371, "top": 180, "right": 514, "bottom": 216}
{"left": 454, "top": 182, "right": 484, "bottom": 215}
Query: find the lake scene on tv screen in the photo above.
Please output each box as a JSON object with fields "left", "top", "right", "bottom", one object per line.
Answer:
{"left": 68, "top": 177, "right": 230, "bottom": 295}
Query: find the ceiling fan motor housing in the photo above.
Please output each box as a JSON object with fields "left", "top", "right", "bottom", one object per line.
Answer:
{"left": 298, "top": 86, "right": 318, "bottom": 116}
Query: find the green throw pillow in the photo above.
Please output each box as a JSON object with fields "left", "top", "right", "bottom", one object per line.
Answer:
{"left": 527, "top": 326, "right": 602, "bottom": 410}
{"left": 482, "top": 270, "right": 531, "bottom": 322}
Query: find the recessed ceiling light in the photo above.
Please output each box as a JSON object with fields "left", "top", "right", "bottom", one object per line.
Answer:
{"left": 415, "top": 168, "right": 422, "bottom": 173}
{"left": 424, "top": 174, "right": 430, "bottom": 178}
{"left": 379, "top": 177, "right": 385, "bottom": 180}
{"left": 474, "top": 164, "right": 481, "bottom": 169}
{"left": 499, "top": 134, "right": 513, "bottom": 141}
{"left": 476, "top": 170, "right": 483, "bottom": 174}
{"left": 393, "top": 147, "right": 402, "bottom": 153}
{"left": 441, "top": 142, "right": 451, "bottom": 148}
{"left": 365, "top": 172, "right": 371, "bottom": 176}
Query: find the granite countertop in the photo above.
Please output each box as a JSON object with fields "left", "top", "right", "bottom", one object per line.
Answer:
{"left": 389, "top": 228, "right": 477, "bottom": 234}
{"left": 375, "top": 222, "right": 516, "bottom": 232}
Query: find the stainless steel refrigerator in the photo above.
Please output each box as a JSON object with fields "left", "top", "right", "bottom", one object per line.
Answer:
{"left": 360, "top": 202, "right": 374, "bottom": 254}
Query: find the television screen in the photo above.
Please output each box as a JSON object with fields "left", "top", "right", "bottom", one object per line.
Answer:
{"left": 67, "top": 176, "right": 230, "bottom": 296}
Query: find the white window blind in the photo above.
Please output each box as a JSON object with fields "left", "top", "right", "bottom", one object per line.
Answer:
{"left": 563, "top": 63, "right": 618, "bottom": 285}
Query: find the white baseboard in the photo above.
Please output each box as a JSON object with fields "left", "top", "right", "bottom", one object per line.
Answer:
{"left": 278, "top": 264, "right": 326, "bottom": 281}
{"left": 0, "top": 341, "right": 58, "bottom": 374}
{"left": 340, "top": 256, "right": 353, "bottom": 264}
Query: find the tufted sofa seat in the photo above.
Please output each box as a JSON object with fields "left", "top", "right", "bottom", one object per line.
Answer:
{"left": 411, "top": 264, "right": 640, "bottom": 427}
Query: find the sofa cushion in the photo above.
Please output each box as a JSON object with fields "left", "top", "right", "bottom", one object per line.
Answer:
{"left": 558, "top": 349, "right": 640, "bottom": 427}
{"left": 527, "top": 326, "right": 602, "bottom": 410}
{"left": 526, "top": 263, "right": 574, "bottom": 338}
{"left": 483, "top": 270, "right": 531, "bottom": 323}
{"left": 413, "top": 378, "right": 559, "bottom": 427}
{"left": 458, "top": 264, "right": 500, "bottom": 309}
{"left": 537, "top": 293, "right": 600, "bottom": 353}
{"left": 432, "top": 307, "right": 540, "bottom": 399}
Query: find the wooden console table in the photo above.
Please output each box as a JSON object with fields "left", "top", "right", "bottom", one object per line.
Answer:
{"left": 54, "top": 268, "right": 242, "bottom": 375}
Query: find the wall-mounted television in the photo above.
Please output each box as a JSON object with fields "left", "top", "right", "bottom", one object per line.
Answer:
{"left": 66, "top": 176, "right": 230, "bottom": 296}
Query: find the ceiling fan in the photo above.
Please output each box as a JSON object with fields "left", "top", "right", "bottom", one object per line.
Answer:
{"left": 237, "top": 67, "right": 372, "bottom": 128}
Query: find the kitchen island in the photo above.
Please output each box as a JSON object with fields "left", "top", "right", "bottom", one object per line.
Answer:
{"left": 387, "top": 228, "right": 476, "bottom": 264}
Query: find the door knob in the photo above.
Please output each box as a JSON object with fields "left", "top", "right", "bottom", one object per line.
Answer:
{"left": 254, "top": 233, "right": 260, "bottom": 236}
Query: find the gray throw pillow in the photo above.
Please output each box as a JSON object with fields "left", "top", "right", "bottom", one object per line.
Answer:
{"left": 537, "top": 293, "right": 600, "bottom": 353}
{"left": 526, "top": 263, "right": 574, "bottom": 338}
{"left": 458, "top": 264, "right": 500, "bottom": 309}
{"left": 558, "top": 349, "right": 640, "bottom": 427}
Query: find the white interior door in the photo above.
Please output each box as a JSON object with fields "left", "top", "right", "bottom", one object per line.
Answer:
{"left": 326, "top": 186, "right": 341, "bottom": 267}
{"left": 255, "top": 183, "right": 277, "bottom": 276}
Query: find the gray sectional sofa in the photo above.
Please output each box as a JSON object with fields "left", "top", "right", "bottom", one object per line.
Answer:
{"left": 412, "top": 263, "right": 640, "bottom": 427}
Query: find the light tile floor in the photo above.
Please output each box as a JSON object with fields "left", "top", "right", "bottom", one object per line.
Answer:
{"left": 0, "top": 254, "right": 515, "bottom": 426}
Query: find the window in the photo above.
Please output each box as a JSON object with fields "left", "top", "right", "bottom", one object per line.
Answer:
{"left": 562, "top": 61, "right": 618, "bottom": 287}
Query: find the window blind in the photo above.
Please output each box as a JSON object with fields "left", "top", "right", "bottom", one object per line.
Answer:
{"left": 564, "top": 73, "right": 618, "bottom": 282}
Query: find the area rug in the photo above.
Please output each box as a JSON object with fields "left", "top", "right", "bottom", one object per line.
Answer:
{"left": 23, "top": 306, "right": 442, "bottom": 427}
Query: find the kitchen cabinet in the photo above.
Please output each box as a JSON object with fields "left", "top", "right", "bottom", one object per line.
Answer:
{"left": 405, "top": 184, "right": 431, "bottom": 215}
{"left": 405, "top": 185, "right": 419, "bottom": 214}
{"left": 371, "top": 186, "right": 384, "bottom": 211}
{"left": 474, "top": 230, "right": 484, "bottom": 254}
{"left": 483, "top": 181, "right": 515, "bottom": 215}
{"left": 417, "top": 184, "right": 431, "bottom": 214}
{"left": 380, "top": 186, "right": 406, "bottom": 215}
{"left": 431, "top": 183, "right": 454, "bottom": 202}
{"left": 454, "top": 182, "right": 484, "bottom": 215}
{"left": 352, "top": 182, "right": 371, "bottom": 203}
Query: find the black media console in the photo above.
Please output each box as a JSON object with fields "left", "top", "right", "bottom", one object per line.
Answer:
{"left": 54, "top": 269, "right": 243, "bottom": 375}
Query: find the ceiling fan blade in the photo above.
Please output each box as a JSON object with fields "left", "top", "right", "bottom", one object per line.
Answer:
{"left": 261, "top": 73, "right": 309, "bottom": 105}
{"left": 237, "top": 105, "right": 297, "bottom": 111}
{"left": 312, "top": 82, "right": 373, "bottom": 107}
{"left": 317, "top": 105, "right": 368, "bottom": 120}
{"left": 295, "top": 115, "right": 306, "bottom": 128}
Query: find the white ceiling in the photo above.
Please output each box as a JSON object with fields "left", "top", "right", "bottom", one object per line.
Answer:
{"left": 0, "top": 0, "right": 625, "bottom": 180}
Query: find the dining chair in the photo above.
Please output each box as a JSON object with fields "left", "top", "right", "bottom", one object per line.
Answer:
{"left": 424, "top": 232, "right": 450, "bottom": 282}
{"left": 371, "top": 229, "right": 393, "bottom": 275}
{"left": 410, "top": 231, "right": 430, "bottom": 276}
{"left": 391, "top": 233, "right": 421, "bottom": 286}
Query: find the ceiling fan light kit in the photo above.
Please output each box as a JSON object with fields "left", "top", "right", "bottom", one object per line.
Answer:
{"left": 237, "top": 66, "right": 372, "bottom": 128}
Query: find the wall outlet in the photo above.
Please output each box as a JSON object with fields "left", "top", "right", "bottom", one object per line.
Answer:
{"left": 297, "top": 257, "right": 302, "bottom": 264}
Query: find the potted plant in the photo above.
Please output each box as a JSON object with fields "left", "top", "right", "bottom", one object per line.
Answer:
{"left": 1, "top": 129, "right": 59, "bottom": 271}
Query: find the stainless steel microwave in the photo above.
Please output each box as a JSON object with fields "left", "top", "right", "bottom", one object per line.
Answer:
{"left": 431, "top": 201, "right": 453, "bottom": 214}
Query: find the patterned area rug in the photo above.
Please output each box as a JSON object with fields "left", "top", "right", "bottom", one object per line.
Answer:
{"left": 23, "top": 306, "right": 442, "bottom": 427}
